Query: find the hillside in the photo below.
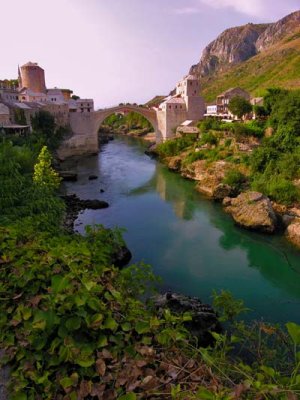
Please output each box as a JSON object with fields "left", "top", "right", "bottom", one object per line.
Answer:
{"left": 201, "top": 29, "right": 300, "bottom": 101}
{"left": 190, "top": 23, "right": 270, "bottom": 77}
{"left": 188, "top": 10, "right": 300, "bottom": 101}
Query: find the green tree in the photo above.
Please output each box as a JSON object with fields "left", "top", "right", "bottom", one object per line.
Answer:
{"left": 31, "top": 110, "right": 55, "bottom": 137}
{"left": 33, "top": 146, "right": 61, "bottom": 192}
{"left": 14, "top": 108, "right": 27, "bottom": 125}
{"left": 263, "top": 88, "right": 289, "bottom": 115}
{"left": 228, "top": 96, "right": 252, "bottom": 119}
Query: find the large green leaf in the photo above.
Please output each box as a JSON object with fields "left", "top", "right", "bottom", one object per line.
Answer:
{"left": 286, "top": 322, "right": 300, "bottom": 345}
{"left": 103, "top": 316, "right": 118, "bottom": 331}
{"left": 51, "top": 276, "right": 71, "bottom": 293}
{"left": 65, "top": 316, "right": 81, "bottom": 331}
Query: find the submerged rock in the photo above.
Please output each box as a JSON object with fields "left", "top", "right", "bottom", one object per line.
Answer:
{"left": 153, "top": 292, "right": 221, "bottom": 347}
{"left": 59, "top": 171, "right": 78, "bottom": 181}
{"left": 223, "top": 191, "right": 277, "bottom": 233}
{"left": 167, "top": 156, "right": 182, "bottom": 171}
{"left": 111, "top": 246, "right": 132, "bottom": 268}
{"left": 88, "top": 175, "right": 98, "bottom": 180}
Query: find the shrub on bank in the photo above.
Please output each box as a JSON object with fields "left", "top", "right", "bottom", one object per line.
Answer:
{"left": 156, "top": 134, "right": 197, "bottom": 157}
{"left": 223, "top": 169, "right": 247, "bottom": 192}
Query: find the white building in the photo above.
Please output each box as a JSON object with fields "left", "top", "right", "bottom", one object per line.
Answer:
{"left": 206, "top": 105, "right": 217, "bottom": 116}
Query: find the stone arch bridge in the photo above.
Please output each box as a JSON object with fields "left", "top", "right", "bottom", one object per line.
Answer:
{"left": 58, "top": 105, "right": 165, "bottom": 159}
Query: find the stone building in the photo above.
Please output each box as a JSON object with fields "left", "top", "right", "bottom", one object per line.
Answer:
{"left": 216, "top": 87, "right": 250, "bottom": 115}
{"left": 157, "top": 74, "right": 205, "bottom": 139}
{"left": 19, "top": 88, "right": 47, "bottom": 103}
{"left": 0, "top": 81, "right": 19, "bottom": 103}
{"left": 18, "top": 62, "right": 47, "bottom": 93}
{"left": 0, "top": 103, "right": 11, "bottom": 125}
{"left": 76, "top": 99, "right": 94, "bottom": 113}
{"left": 43, "top": 103, "right": 69, "bottom": 126}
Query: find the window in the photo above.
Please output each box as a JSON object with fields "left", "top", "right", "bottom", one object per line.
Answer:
{"left": 169, "top": 105, "right": 171, "bottom": 109}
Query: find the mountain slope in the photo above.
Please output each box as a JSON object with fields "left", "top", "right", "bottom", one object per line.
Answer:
{"left": 190, "top": 23, "right": 270, "bottom": 77}
{"left": 200, "top": 29, "right": 300, "bottom": 101}
{"left": 188, "top": 10, "right": 300, "bottom": 101}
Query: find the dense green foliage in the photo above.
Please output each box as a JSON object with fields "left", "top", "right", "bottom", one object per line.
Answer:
{"left": 223, "top": 169, "right": 247, "bottom": 192}
{"left": 250, "top": 90, "right": 300, "bottom": 204}
{"left": 228, "top": 96, "right": 252, "bottom": 119}
{"left": 155, "top": 135, "right": 197, "bottom": 157}
{"left": 29, "top": 110, "right": 68, "bottom": 150}
{"left": 0, "top": 142, "right": 64, "bottom": 230}
{"left": 0, "top": 225, "right": 188, "bottom": 398}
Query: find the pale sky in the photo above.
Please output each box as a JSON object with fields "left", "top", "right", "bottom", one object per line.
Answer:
{"left": 2, "top": 0, "right": 299, "bottom": 108}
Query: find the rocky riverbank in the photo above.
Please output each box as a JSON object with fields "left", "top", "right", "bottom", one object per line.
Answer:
{"left": 153, "top": 292, "right": 221, "bottom": 347}
{"left": 149, "top": 149, "right": 300, "bottom": 249}
{"left": 61, "top": 194, "right": 132, "bottom": 267}
{"left": 61, "top": 194, "right": 109, "bottom": 232}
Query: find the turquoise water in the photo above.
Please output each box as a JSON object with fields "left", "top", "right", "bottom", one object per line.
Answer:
{"left": 63, "top": 136, "right": 300, "bottom": 324}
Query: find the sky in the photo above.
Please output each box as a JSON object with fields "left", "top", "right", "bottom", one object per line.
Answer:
{"left": 1, "top": 0, "right": 299, "bottom": 108}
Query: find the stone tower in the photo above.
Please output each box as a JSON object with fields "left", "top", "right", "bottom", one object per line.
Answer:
{"left": 19, "top": 62, "right": 47, "bottom": 93}
{"left": 176, "top": 75, "right": 205, "bottom": 120}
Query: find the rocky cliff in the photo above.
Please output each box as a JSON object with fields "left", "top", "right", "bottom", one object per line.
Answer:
{"left": 190, "top": 10, "right": 300, "bottom": 78}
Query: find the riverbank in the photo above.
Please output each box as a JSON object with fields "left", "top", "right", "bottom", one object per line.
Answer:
{"left": 150, "top": 139, "right": 300, "bottom": 250}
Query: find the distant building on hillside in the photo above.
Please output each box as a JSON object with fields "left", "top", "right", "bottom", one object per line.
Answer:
{"left": 216, "top": 87, "right": 250, "bottom": 115}
{"left": 205, "top": 104, "right": 218, "bottom": 116}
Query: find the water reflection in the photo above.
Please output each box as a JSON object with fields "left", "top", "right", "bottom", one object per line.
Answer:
{"left": 130, "top": 159, "right": 300, "bottom": 302}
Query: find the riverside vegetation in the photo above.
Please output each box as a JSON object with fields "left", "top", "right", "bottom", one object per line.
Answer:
{"left": 0, "top": 110, "right": 300, "bottom": 399}
{"left": 156, "top": 88, "right": 300, "bottom": 207}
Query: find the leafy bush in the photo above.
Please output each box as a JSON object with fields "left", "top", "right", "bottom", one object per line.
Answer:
{"left": 228, "top": 96, "right": 252, "bottom": 118}
{"left": 183, "top": 151, "right": 206, "bottom": 165}
{"left": 156, "top": 135, "right": 197, "bottom": 157}
{"left": 198, "top": 118, "right": 221, "bottom": 132}
{"left": 0, "top": 141, "right": 64, "bottom": 230}
{"left": 223, "top": 169, "right": 247, "bottom": 192}
{"left": 252, "top": 174, "right": 299, "bottom": 205}
{"left": 200, "top": 131, "right": 218, "bottom": 145}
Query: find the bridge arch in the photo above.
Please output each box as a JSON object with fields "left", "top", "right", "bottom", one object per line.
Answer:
{"left": 94, "top": 105, "right": 162, "bottom": 142}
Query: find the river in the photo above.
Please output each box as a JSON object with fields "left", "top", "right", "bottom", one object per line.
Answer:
{"left": 63, "top": 135, "right": 300, "bottom": 324}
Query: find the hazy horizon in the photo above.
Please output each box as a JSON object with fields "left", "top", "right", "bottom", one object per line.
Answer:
{"left": 2, "top": 0, "right": 299, "bottom": 108}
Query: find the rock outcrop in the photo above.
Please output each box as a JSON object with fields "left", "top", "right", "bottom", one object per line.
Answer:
{"left": 189, "top": 10, "right": 300, "bottom": 78}
{"left": 181, "top": 160, "right": 235, "bottom": 200}
{"left": 286, "top": 221, "right": 300, "bottom": 248}
{"left": 223, "top": 192, "right": 277, "bottom": 233}
{"left": 190, "top": 23, "right": 269, "bottom": 77}
{"left": 256, "top": 10, "right": 300, "bottom": 52}
{"left": 62, "top": 194, "right": 109, "bottom": 232}
{"left": 153, "top": 292, "right": 221, "bottom": 347}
